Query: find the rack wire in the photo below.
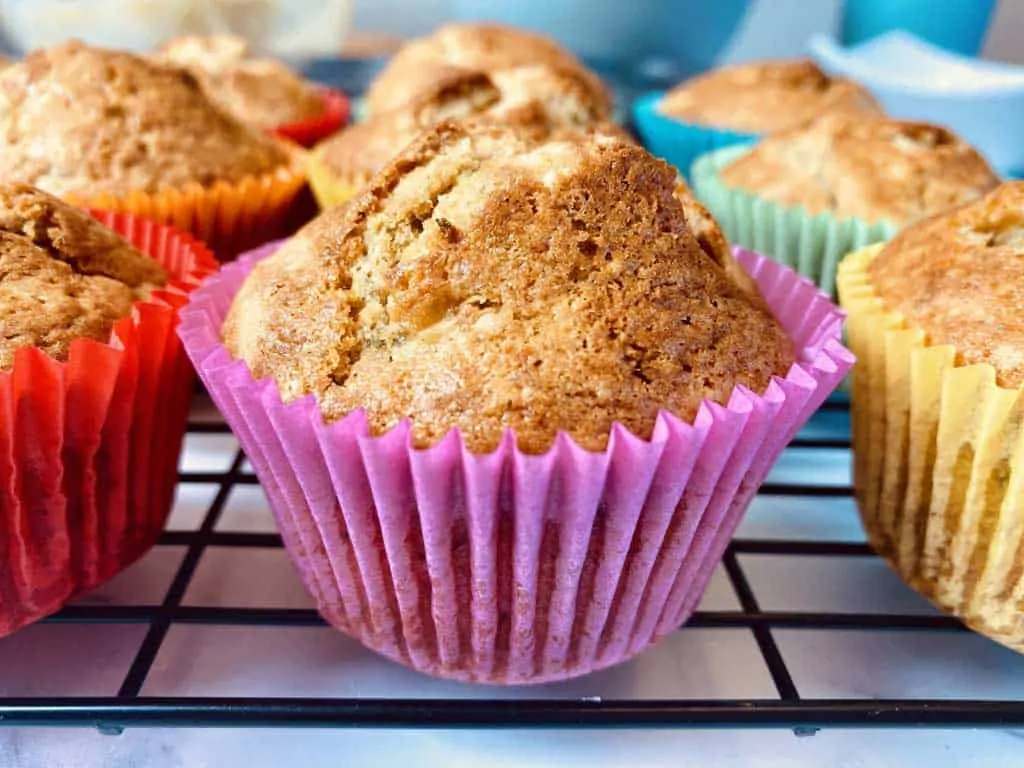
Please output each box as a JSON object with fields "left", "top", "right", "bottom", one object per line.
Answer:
{"left": 1, "top": 396, "right": 1022, "bottom": 735}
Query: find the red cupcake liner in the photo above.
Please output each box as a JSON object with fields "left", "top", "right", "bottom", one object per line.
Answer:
{"left": 272, "top": 89, "right": 351, "bottom": 148}
{"left": 0, "top": 212, "right": 217, "bottom": 637}
{"left": 180, "top": 241, "right": 851, "bottom": 684}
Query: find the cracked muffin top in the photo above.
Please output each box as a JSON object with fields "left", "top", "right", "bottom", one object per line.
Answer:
{"left": 364, "top": 22, "right": 611, "bottom": 117}
{"left": 868, "top": 182, "right": 1024, "bottom": 388}
{"left": 659, "top": 58, "right": 882, "bottom": 135}
{"left": 317, "top": 66, "right": 618, "bottom": 183}
{"left": 225, "top": 120, "right": 795, "bottom": 453}
{"left": 157, "top": 35, "right": 325, "bottom": 130}
{"left": 0, "top": 40, "right": 294, "bottom": 197}
{"left": 720, "top": 115, "right": 1000, "bottom": 225}
{"left": 0, "top": 183, "right": 168, "bottom": 369}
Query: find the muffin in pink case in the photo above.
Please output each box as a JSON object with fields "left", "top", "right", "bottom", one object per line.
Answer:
{"left": 179, "top": 121, "right": 851, "bottom": 683}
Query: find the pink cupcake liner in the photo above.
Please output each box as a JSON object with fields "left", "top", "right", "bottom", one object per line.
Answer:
{"left": 179, "top": 241, "right": 852, "bottom": 684}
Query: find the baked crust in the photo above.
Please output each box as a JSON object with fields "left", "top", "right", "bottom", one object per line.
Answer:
{"left": 364, "top": 22, "right": 611, "bottom": 118}
{"left": 0, "top": 40, "right": 292, "bottom": 197}
{"left": 0, "top": 183, "right": 167, "bottom": 369}
{"left": 868, "top": 182, "right": 1024, "bottom": 387}
{"left": 226, "top": 121, "right": 794, "bottom": 453}
{"left": 659, "top": 58, "right": 881, "bottom": 134}
{"left": 721, "top": 115, "right": 999, "bottom": 225}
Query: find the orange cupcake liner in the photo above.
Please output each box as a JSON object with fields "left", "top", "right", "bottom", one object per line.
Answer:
{"left": 0, "top": 211, "right": 216, "bottom": 637}
{"left": 74, "top": 161, "right": 308, "bottom": 261}
{"left": 272, "top": 88, "right": 351, "bottom": 148}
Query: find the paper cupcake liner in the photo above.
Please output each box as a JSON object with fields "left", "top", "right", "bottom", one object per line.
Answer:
{"left": 631, "top": 93, "right": 758, "bottom": 183}
{"left": 691, "top": 145, "right": 900, "bottom": 298}
{"left": 179, "top": 242, "right": 851, "bottom": 683}
{"left": 272, "top": 89, "right": 352, "bottom": 148}
{"left": 0, "top": 213, "right": 217, "bottom": 637}
{"left": 73, "top": 161, "right": 308, "bottom": 262}
{"left": 307, "top": 149, "right": 368, "bottom": 211}
{"left": 839, "top": 245, "right": 1024, "bottom": 652}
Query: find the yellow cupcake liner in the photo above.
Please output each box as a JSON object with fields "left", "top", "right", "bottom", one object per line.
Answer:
{"left": 838, "top": 244, "right": 1024, "bottom": 652}
{"left": 71, "top": 162, "right": 308, "bottom": 261}
{"left": 307, "top": 149, "right": 367, "bottom": 211}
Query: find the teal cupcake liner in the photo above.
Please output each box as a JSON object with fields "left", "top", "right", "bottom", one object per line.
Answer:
{"left": 690, "top": 145, "right": 900, "bottom": 298}
{"left": 631, "top": 92, "right": 758, "bottom": 182}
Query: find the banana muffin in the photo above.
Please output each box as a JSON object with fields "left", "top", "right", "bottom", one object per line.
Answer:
{"left": 313, "top": 66, "right": 617, "bottom": 201}
{"left": 659, "top": 58, "right": 881, "bottom": 135}
{"left": 226, "top": 120, "right": 795, "bottom": 454}
{"left": 0, "top": 183, "right": 168, "bottom": 369}
{"left": 0, "top": 40, "right": 294, "bottom": 198}
{"left": 157, "top": 35, "right": 326, "bottom": 130}
{"left": 838, "top": 182, "right": 1024, "bottom": 651}
{"left": 719, "top": 115, "right": 1000, "bottom": 226}
{"left": 364, "top": 22, "right": 611, "bottom": 117}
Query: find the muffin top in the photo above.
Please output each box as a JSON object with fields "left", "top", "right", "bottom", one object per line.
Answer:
{"left": 869, "top": 182, "right": 1024, "bottom": 388}
{"left": 364, "top": 22, "right": 611, "bottom": 117}
{"left": 225, "top": 121, "right": 794, "bottom": 453}
{"left": 721, "top": 115, "right": 1000, "bottom": 225}
{"left": 0, "top": 40, "right": 293, "bottom": 197}
{"left": 157, "top": 35, "right": 325, "bottom": 130}
{"left": 659, "top": 59, "right": 881, "bottom": 134}
{"left": 0, "top": 183, "right": 168, "bottom": 370}
{"left": 318, "top": 66, "right": 617, "bottom": 181}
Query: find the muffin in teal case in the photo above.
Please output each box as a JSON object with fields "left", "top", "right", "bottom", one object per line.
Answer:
{"left": 632, "top": 92, "right": 758, "bottom": 182}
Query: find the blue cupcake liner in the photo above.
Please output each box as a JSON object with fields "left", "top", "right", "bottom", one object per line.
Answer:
{"left": 631, "top": 92, "right": 758, "bottom": 182}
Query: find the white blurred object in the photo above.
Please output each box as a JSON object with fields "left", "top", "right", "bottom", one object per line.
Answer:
{"left": 0, "top": 0, "right": 353, "bottom": 57}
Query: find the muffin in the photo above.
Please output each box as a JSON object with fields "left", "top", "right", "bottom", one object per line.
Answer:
{"left": 0, "top": 183, "right": 216, "bottom": 637}
{"left": 634, "top": 58, "right": 882, "bottom": 183}
{"left": 180, "top": 120, "right": 851, "bottom": 683}
{"left": 838, "top": 182, "right": 1024, "bottom": 652}
{"left": 692, "top": 114, "right": 1000, "bottom": 295}
{"left": 157, "top": 35, "right": 349, "bottom": 145}
{"left": 364, "top": 22, "right": 610, "bottom": 117}
{"left": 309, "top": 66, "right": 617, "bottom": 209}
{"left": 0, "top": 40, "right": 307, "bottom": 257}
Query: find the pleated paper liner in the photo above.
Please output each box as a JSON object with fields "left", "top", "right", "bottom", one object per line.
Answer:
{"left": 631, "top": 93, "right": 758, "bottom": 183}
{"left": 0, "top": 212, "right": 217, "bottom": 637}
{"left": 691, "top": 145, "right": 899, "bottom": 298}
{"left": 179, "top": 241, "right": 851, "bottom": 684}
{"left": 838, "top": 244, "right": 1024, "bottom": 653}
{"left": 272, "top": 89, "right": 351, "bottom": 148}
{"left": 307, "top": 149, "right": 369, "bottom": 211}
{"left": 73, "top": 160, "right": 308, "bottom": 262}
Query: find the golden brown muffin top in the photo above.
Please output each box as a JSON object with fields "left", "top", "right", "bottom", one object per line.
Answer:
{"left": 659, "top": 58, "right": 882, "bottom": 134}
{"left": 318, "top": 66, "right": 617, "bottom": 181}
{"left": 0, "top": 40, "right": 294, "bottom": 197}
{"left": 0, "top": 183, "right": 168, "bottom": 370}
{"left": 157, "top": 35, "right": 324, "bottom": 130}
{"left": 225, "top": 121, "right": 794, "bottom": 453}
{"left": 869, "top": 182, "right": 1024, "bottom": 388}
{"left": 364, "top": 22, "right": 611, "bottom": 117}
{"left": 721, "top": 115, "right": 1000, "bottom": 225}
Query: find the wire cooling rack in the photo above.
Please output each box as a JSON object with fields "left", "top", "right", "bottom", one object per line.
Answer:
{"left": 0, "top": 393, "right": 1022, "bottom": 735}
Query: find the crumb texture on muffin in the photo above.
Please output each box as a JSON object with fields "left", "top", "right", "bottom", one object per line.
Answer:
{"left": 157, "top": 35, "right": 324, "bottom": 129}
{"left": 0, "top": 183, "right": 167, "bottom": 369}
{"left": 867, "top": 182, "right": 1024, "bottom": 388}
{"left": 721, "top": 115, "right": 1000, "bottom": 225}
{"left": 364, "top": 22, "right": 611, "bottom": 117}
{"left": 318, "top": 67, "right": 620, "bottom": 183}
{"left": 0, "top": 40, "right": 292, "bottom": 197}
{"left": 659, "top": 58, "right": 881, "bottom": 134}
{"left": 226, "top": 122, "right": 794, "bottom": 453}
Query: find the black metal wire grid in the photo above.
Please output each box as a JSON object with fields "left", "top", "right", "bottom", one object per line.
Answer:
{"left": 1, "top": 397, "right": 1022, "bottom": 736}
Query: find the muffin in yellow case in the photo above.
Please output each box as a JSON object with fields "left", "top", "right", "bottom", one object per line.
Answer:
{"left": 0, "top": 40, "right": 307, "bottom": 259}
{"left": 838, "top": 182, "right": 1024, "bottom": 652}
{"left": 693, "top": 115, "right": 999, "bottom": 297}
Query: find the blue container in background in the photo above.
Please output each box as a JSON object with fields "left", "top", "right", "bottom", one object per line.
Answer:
{"left": 840, "top": 0, "right": 998, "bottom": 55}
